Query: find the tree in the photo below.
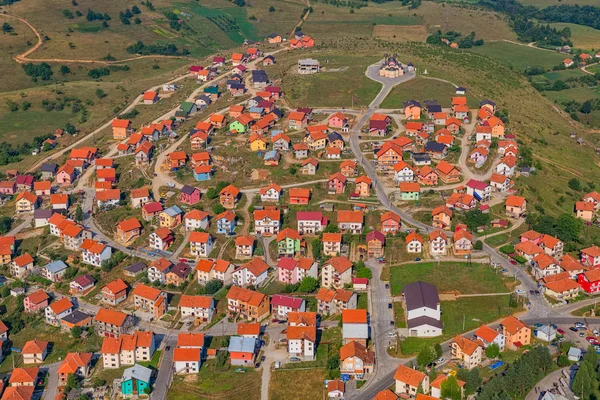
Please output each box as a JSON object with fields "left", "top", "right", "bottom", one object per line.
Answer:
{"left": 572, "top": 361, "right": 594, "bottom": 398}
{"left": 441, "top": 375, "right": 462, "bottom": 400}
{"left": 416, "top": 346, "right": 435, "bottom": 368}
{"left": 466, "top": 368, "right": 482, "bottom": 394}
{"left": 557, "top": 354, "right": 570, "bottom": 367}
{"left": 205, "top": 279, "right": 223, "bottom": 294}
{"left": 74, "top": 205, "right": 84, "bottom": 222}
{"left": 416, "top": 382, "right": 424, "bottom": 395}
{"left": 2, "top": 22, "right": 13, "bottom": 33}
{"left": 220, "top": 336, "right": 230, "bottom": 347}
{"left": 71, "top": 326, "right": 82, "bottom": 338}
{"left": 473, "top": 240, "right": 483, "bottom": 250}
{"left": 0, "top": 216, "right": 12, "bottom": 234}
{"left": 211, "top": 203, "right": 226, "bottom": 215}
{"left": 269, "top": 5, "right": 275, "bottom": 11}
{"left": 96, "top": 88, "right": 107, "bottom": 99}
{"left": 581, "top": 100, "right": 593, "bottom": 114}
{"left": 298, "top": 276, "right": 319, "bottom": 293}
{"left": 554, "top": 213, "right": 582, "bottom": 243}
{"left": 485, "top": 343, "right": 500, "bottom": 359}
{"left": 311, "top": 238, "right": 321, "bottom": 259}
{"left": 215, "top": 350, "right": 228, "bottom": 367}
{"left": 568, "top": 178, "right": 582, "bottom": 191}
{"left": 60, "top": 65, "right": 71, "bottom": 75}
{"left": 132, "top": 5, "right": 141, "bottom": 13}
{"left": 434, "top": 343, "right": 443, "bottom": 358}
{"left": 134, "top": 17, "right": 141, "bottom": 24}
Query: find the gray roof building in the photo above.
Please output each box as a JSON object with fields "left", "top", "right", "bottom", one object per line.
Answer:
{"left": 228, "top": 336, "right": 256, "bottom": 353}
{"left": 403, "top": 281, "right": 440, "bottom": 312}
{"left": 122, "top": 364, "right": 152, "bottom": 383}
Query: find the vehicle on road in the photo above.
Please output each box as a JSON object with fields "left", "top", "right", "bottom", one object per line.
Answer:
{"left": 569, "top": 327, "right": 578, "bottom": 332}
{"left": 289, "top": 357, "right": 301, "bottom": 362}
{"left": 500, "top": 269, "right": 508, "bottom": 273}
{"left": 534, "top": 323, "right": 543, "bottom": 328}
{"left": 594, "top": 329, "right": 599, "bottom": 336}
{"left": 168, "top": 182, "right": 176, "bottom": 188}
{"left": 385, "top": 283, "right": 390, "bottom": 289}
{"left": 437, "top": 357, "right": 446, "bottom": 364}
{"left": 388, "top": 303, "right": 393, "bottom": 309}
{"left": 390, "top": 321, "right": 394, "bottom": 326}
{"left": 580, "top": 332, "right": 586, "bottom": 337}
{"left": 261, "top": 356, "right": 266, "bottom": 362}
{"left": 414, "top": 257, "right": 421, "bottom": 262}
{"left": 534, "top": 290, "right": 540, "bottom": 295}
{"left": 166, "top": 346, "right": 171, "bottom": 351}
{"left": 557, "top": 328, "right": 565, "bottom": 335}
{"left": 509, "top": 259, "right": 517, "bottom": 265}
{"left": 515, "top": 289, "right": 525, "bottom": 294}
{"left": 387, "top": 332, "right": 397, "bottom": 338}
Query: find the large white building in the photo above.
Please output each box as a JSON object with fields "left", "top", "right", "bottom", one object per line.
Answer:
{"left": 403, "top": 281, "right": 442, "bottom": 337}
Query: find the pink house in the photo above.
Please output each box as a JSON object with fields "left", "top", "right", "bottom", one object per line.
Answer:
{"left": 277, "top": 257, "right": 317, "bottom": 284}
{"left": 24, "top": 289, "right": 50, "bottom": 313}
{"left": 520, "top": 230, "right": 543, "bottom": 245}
{"left": 329, "top": 112, "right": 348, "bottom": 129}
{"left": 56, "top": 164, "right": 76, "bottom": 186}
{"left": 581, "top": 246, "right": 600, "bottom": 267}
{"left": 328, "top": 172, "right": 347, "bottom": 194}
{"left": 0, "top": 181, "right": 16, "bottom": 195}
{"left": 180, "top": 185, "right": 201, "bottom": 205}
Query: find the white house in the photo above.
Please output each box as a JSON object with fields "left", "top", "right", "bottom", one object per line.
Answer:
{"left": 535, "top": 325, "right": 557, "bottom": 343}
{"left": 178, "top": 295, "right": 215, "bottom": 322}
{"left": 474, "top": 325, "right": 505, "bottom": 352}
{"left": 321, "top": 256, "right": 353, "bottom": 290}
{"left": 254, "top": 210, "right": 281, "bottom": 236}
{"left": 403, "top": 281, "right": 442, "bottom": 337}
{"left": 296, "top": 211, "right": 327, "bottom": 235}
{"left": 496, "top": 157, "right": 516, "bottom": 177}
{"left": 173, "top": 347, "right": 202, "bottom": 374}
{"left": 260, "top": 184, "right": 282, "bottom": 203}
{"left": 406, "top": 232, "right": 423, "bottom": 253}
{"left": 184, "top": 210, "right": 209, "bottom": 231}
{"left": 232, "top": 257, "right": 269, "bottom": 288}
{"left": 80, "top": 239, "right": 112, "bottom": 268}
{"left": 393, "top": 161, "right": 414, "bottom": 183}
{"left": 429, "top": 231, "right": 448, "bottom": 256}
{"left": 45, "top": 297, "right": 74, "bottom": 326}
{"left": 271, "top": 295, "right": 305, "bottom": 320}
{"left": 287, "top": 325, "right": 316, "bottom": 360}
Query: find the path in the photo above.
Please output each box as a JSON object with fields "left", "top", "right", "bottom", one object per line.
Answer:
{"left": 7, "top": 216, "right": 32, "bottom": 236}
{"left": 501, "top": 39, "right": 557, "bottom": 53}
{"left": 581, "top": 62, "right": 599, "bottom": 75}
{"left": 0, "top": 14, "right": 189, "bottom": 65}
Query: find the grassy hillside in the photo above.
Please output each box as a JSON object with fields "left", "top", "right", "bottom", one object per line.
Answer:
{"left": 520, "top": 0, "right": 600, "bottom": 7}
{"left": 547, "top": 22, "right": 600, "bottom": 50}
{"left": 469, "top": 41, "right": 565, "bottom": 72}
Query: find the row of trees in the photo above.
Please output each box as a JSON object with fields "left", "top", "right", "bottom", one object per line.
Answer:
{"left": 426, "top": 30, "right": 484, "bottom": 48}
{"left": 126, "top": 40, "right": 189, "bottom": 56}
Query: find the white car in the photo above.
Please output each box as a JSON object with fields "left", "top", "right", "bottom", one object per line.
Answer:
{"left": 515, "top": 289, "right": 525, "bottom": 294}
{"left": 594, "top": 329, "right": 599, "bottom": 336}
{"left": 388, "top": 332, "right": 397, "bottom": 338}
{"left": 436, "top": 357, "right": 446, "bottom": 364}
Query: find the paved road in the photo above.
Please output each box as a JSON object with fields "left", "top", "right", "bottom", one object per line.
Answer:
{"left": 41, "top": 361, "right": 61, "bottom": 400}
{"left": 150, "top": 332, "right": 177, "bottom": 400}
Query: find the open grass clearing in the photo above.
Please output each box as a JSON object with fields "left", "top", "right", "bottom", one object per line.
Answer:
{"left": 543, "top": 86, "right": 599, "bottom": 103}
{"left": 269, "top": 368, "right": 327, "bottom": 400}
{"left": 380, "top": 76, "right": 480, "bottom": 109}
{"left": 469, "top": 41, "right": 565, "bottom": 72}
{"left": 389, "top": 261, "right": 511, "bottom": 296}
{"left": 548, "top": 23, "right": 600, "bottom": 50}
{"left": 373, "top": 25, "right": 429, "bottom": 43}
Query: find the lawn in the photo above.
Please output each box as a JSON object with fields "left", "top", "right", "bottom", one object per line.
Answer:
{"left": 389, "top": 262, "right": 511, "bottom": 296}
{"left": 269, "top": 368, "right": 327, "bottom": 400}
{"left": 400, "top": 295, "right": 519, "bottom": 354}
{"left": 167, "top": 360, "right": 261, "bottom": 400}
{"left": 357, "top": 292, "right": 369, "bottom": 310}
{"left": 484, "top": 233, "right": 510, "bottom": 247}
{"left": 469, "top": 42, "right": 565, "bottom": 72}
{"left": 543, "top": 86, "right": 598, "bottom": 103}
{"left": 393, "top": 302, "right": 406, "bottom": 328}
{"left": 380, "top": 76, "right": 480, "bottom": 109}
{"left": 542, "top": 68, "right": 587, "bottom": 82}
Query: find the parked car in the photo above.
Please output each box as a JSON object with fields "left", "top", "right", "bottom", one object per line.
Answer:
{"left": 385, "top": 283, "right": 390, "bottom": 289}
{"left": 569, "top": 327, "right": 578, "bottom": 332}
{"left": 289, "top": 357, "right": 301, "bottom": 362}
{"left": 515, "top": 289, "right": 525, "bottom": 294}
{"left": 509, "top": 259, "right": 517, "bottom": 265}
{"left": 414, "top": 257, "right": 421, "bottom": 262}
{"left": 387, "top": 332, "right": 397, "bottom": 338}
{"left": 557, "top": 328, "right": 565, "bottom": 335}
{"left": 575, "top": 322, "right": 586, "bottom": 328}
{"left": 580, "top": 332, "right": 586, "bottom": 337}
{"left": 388, "top": 303, "right": 393, "bottom": 309}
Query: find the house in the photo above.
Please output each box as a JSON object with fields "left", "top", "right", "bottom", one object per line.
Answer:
{"left": 321, "top": 256, "right": 353, "bottom": 289}
{"left": 289, "top": 188, "right": 311, "bottom": 205}
{"left": 232, "top": 257, "right": 270, "bottom": 288}
{"left": 22, "top": 340, "right": 49, "bottom": 364}
{"left": 366, "top": 230, "right": 385, "bottom": 258}
{"left": 450, "top": 335, "right": 483, "bottom": 369}
{"left": 399, "top": 182, "right": 420, "bottom": 201}
{"left": 132, "top": 284, "right": 167, "bottom": 320}
{"left": 276, "top": 228, "right": 303, "bottom": 257}
{"left": 337, "top": 210, "right": 363, "bottom": 234}
{"left": 583, "top": 191, "right": 600, "bottom": 211}
{"left": 226, "top": 286, "right": 270, "bottom": 321}
{"left": 404, "top": 100, "right": 422, "bottom": 120}
{"left": 40, "top": 163, "right": 58, "bottom": 180}
{"left": 544, "top": 278, "right": 580, "bottom": 301}
{"left": 15, "top": 175, "right": 34, "bottom": 191}
{"left": 288, "top": 111, "right": 308, "bottom": 130}
{"left": 435, "top": 160, "right": 460, "bottom": 183}
{"left": 323, "top": 233, "right": 343, "bottom": 256}
{"left": 581, "top": 246, "right": 600, "bottom": 267}
{"left": 293, "top": 143, "right": 309, "bottom": 159}
{"left": 69, "top": 274, "right": 95, "bottom": 296}
{"left": 453, "top": 228, "right": 472, "bottom": 255}
{"left": 381, "top": 212, "right": 401, "bottom": 234}
{"left": 33, "top": 181, "right": 52, "bottom": 196}
{"left": 505, "top": 195, "right": 527, "bottom": 218}
{"left": 406, "top": 231, "right": 423, "bottom": 253}
{"left": 340, "top": 341, "right": 374, "bottom": 378}
{"left": 578, "top": 269, "right": 600, "bottom": 294}
{"left": 496, "top": 155, "right": 517, "bottom": 176}
{"left": 254, "top": 209, "right": 280, "bottom": 236}
{"left": 316, "top": 287, "right": 357, "bottom": 315}
{"left": 41, "top": 260, "right": 68, "bottom": 282}
{"left": 165, "top": 262, "right": 192, "bottom": 287}
{"left": 9, "top": 367, "right": 39, "bottom": 386}
{"left": 0, "top": 181, "right": 16, "bottom": 195}
{"left": 429, "top": 230, "right": 448, "bottom": 256}
{"left": 216, "top": 210, "right": 237, "bottom": 235}
{"left": 340, "top": 160, "right": 357, "bottom": 177}
{"left": 149, "top": 228, "right": 175, "bottom": 251}
{"left": 116, "top": 218, "right": 142, "bottom": 243}
{"left": 354, "top": 176, "right": 372, "bottom": 198}
{"left": 474, "top": 324, "right": 505, "bottom": 352}
{"left": 469, "top": 146, "right": 489, "bottom": 165}
{"left": 446, "top": 192, "right": 476, "bottom": 211}
{"left": 515, "top": 241, "right": 544, "bottom": 262}
{"left": 417, "top": 166, "right": 438, "bottom": 186}
{"left": 195, "top": 259, "right": 234, "bottom": 285}
{"left": 80, "top": 239, "right": 112, "bottom": 267}
{"left": 272, "top": 294, "right": 306, "bottom": 320}
{"left": 130, "top": 188, "right": 150, "bottom": 208}
{"left": 24, "top": 289, "right": 49, "bottom": 313}
{"left": 489, "top": 173, "right": 511, "bottom": 192}
{"left": 297, "top": 58, "right": 320, "bottom": 74}
{"left": 134, "top": 142, "right": 154, "bottom": 166}
{"left": 375, "top": 142, "right": 403, "bottom": 169}
{"left": 394, "top": 364, "right": 429, "bottom": 397}
{"left": 220, "top": 185, "right": 240, "bottom": 209}
{"left": 432, "top": 206, "right": 452, "bottom": 229}
{"left": 102, "top": 279, "right": 128, "bottom": 306}
{"left": 15, "top": 192, "right": 38, "bottom": 213}
{"left": 370, "top": 113, "right": 391, "bottom": 136}
{"left": 393, "top": 161, "right": 414, "bottom": 183}
{"left": 501, "top": 315, "right": 531, "bottom": 350}
{"left": 403, "top": 281, "right": 442, "bottom": 337}
{"left": 173, "top": 347, "right": 202, "bottom": 374}
{"left": 142, "top": 91, "right": 159, "bottom": 104}
{"left": 424, "top": 142, "right": 447, "bottom": 160}
{"left": 179, "top": 185, "right": 201, "bottom": 206}
{"left": 184, "top": 210, "right": 209, "bottom": 232}
{"left": 301, "top": 158, "right": 319, "bottom": 175}
{"left": 329, "top": 112, "right": 348, "bottom": 129}
{"left": 189, "top": 232, "right": 214, "bottom": 258}
{"left": 234, "top": 235, "right": 254, "bottom": 259}
{"left": 96, "top": 189, "right": 121, "bottom": 209}
{"left": 342, "top": 309, "right": 369, "bottom": 345}
{"left": 141, "top": 202, "right": 162, "bottom": 221}
{"left": 147, "top": 258, "right": 173, "bottom": 284}
{"left": 260, "top": 183, "right": 282, "bottom": 202}
{"left": 531, "top": 254, "right": 561, "bottom": 280}
{"left": 576, "top": 201, "right": 595, "bottom": 221}
{"left": 178, "top": 295, "right": 214, "bottom": 322}
{"left": 228, "top": 336, "right": 257, "bottom": 366}
{"left": 327, "top": 380, "right": 345, "bottom": 399}
{"left": 277, "top": 257, "right": 318, "bottom": 284}
{"left": 121, "top": 364, "right": 152, "bottom": 397}
{"left": 267, "top": 33, "right": 282, "bottom": 43}
{"left": 564, "top": 58, "right": 574, "bottom": 67}
{"left": 10, "top": 253, "right": 34, "bottom": 279}
{"left": 272, "top": 133, "right": 290, "bottom": 151}
{"left": 57, "top": 352, "right": 92, "bottom": 386}
{"left": 159, "top": 205, "right": 183, "bottom": 228}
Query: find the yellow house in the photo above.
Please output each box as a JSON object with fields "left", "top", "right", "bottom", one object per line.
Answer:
{"left": 575, "top": 201, "right": 595, "bottom": 222}
{"left": 249, "top": 134, "right": 268, "bottom": 152}
{"left": 159, "top": 207, "right": 183, "bottom": 229}
{"left": 305, "top": 131, "right": 328, "bottom": 151}
{"left": 15, "top": 192, "right": 38, "bottom": 214}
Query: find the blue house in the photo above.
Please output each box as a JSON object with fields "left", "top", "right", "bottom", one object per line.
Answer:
{"left": 121, "top": 364, "right": 152, "bottom": 397}
{"left": 193, "top": 165, "right": 213, "bottom": 181}
{"left": 216, "top": 210, "right": 236, "bottom": 234}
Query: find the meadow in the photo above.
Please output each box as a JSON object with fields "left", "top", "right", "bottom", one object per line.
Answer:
{"left": 548, "top": 22, "right": 600, "bottom": 50}
{"left": 469, "top": 41, "right": 566, "bottom": 72}
{"left": 521, "top": 0, "right": 600, "bottom": 7}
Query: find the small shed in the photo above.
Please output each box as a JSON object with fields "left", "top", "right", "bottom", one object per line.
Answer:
{"left": 568, "top": 347, "right": 581, "bottom": 362}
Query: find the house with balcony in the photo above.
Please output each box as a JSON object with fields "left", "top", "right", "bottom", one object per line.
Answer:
{"left": 322, "top": 233, "right": 342, "bottom": 256}
{"left": 189, "top": 232, "right": 214, "bottom": 258}
{"left": 450, "top": 335, "right": 483, "bottom": 369}
{"left": 80, "top": 239, "right": 112, "bottom": 267}
{"left": 235, "top": 236, "right": 255, "bottom": 259}
{"left": 277, "top": 257, "right": 318, "bottom": 284}
{"left": 316, "top": 288, "right": 357, "bottom": 315}
{"left": 429, "top": 230, "right": 448, "bottom": 256}
{"left": 149, "top": 228, "right": 175, "bottom": 251}
{"left": 102, "top": 279, "right": 128, "bottom": 306}
{"left": 101, "top": 331, "right": 155, "bottom": 369}
{"left": 337, "top": 210, "right": 363, "bottom": 234}
{"left": 381, "top": 212, "right": 401, "bottom": 234}
{"left": 340, "top": 341, "right": 374, "bottom": 378}
{"left": 297, "top": 211, "right": 327, "bottom": 235}
{"left": 147, "top": 258, "right": 173, "bottom": 284}
{"left": 276, "top": 228, "right": 303, "bottom": 257}
{"left": 132, "top": 284, "right": 167, "bottom": 320}
{"left": 216, "top": 210, "right": 237, "bottom": 235}
{"left": 226, "top": 286, "right": 270, "bottom": 321}
{"left": 232, "top": 257, "right": 270, "bottom": 288}
{"left": 321, "top": 256, "right": 353, "bottom": 289}
{"left": 254, "top": 209, "right": 281, "bottom": 236}
{"left": 94, "top": 308, "right": 133, "bottom": 338}
{"left": 195, "top": 259, "right": 234, "bottom": 285}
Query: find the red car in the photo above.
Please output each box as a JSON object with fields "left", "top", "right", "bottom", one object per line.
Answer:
{"left": 557, "top": 328, "right": 565, "bottom": 335}
{"left": 509, "top": 259, "right": 517, "bottom": 265}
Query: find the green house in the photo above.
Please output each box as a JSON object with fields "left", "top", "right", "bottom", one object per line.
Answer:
{"left": 230, "top": 120, "right": 248, "bottom": 134}
{"left": 121, "top": 364, "right": 152, "bottom": 397}
{"left": 179, "top": 101, "right": 197, "bottom": 115}
{"left": 277, "top": 228, "right": 302, "bottom": 257}
{"left": 400, "top": 183, "right": 420, "bottom": 201}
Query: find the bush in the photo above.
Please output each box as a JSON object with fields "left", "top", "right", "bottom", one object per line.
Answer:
{"left": 499, "top": 244, "right": 515, "bottom": 254}
{"left": 473, "top": 240, "right": 483, "bottom": 250}
{"left": 557, "top": 354, "right": 570, "bottom": 367}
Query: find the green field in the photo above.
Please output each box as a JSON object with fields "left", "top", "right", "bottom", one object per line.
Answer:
{"left": 400, "top": 295, "right": 519, "bottom": 354}
{"left": 0, "top": 109, "right": 75, "bottom": 145}
{"left": 543, "top": 86, "right": 599, "bottom": 103}
{"left": 469, "top": 42, "right": 566, "bottom": 72}
{"left": 542, "top": 69, "right": 587, "bottom": 81}
{"left": 380, "top": 76, "right": 480, "bottom": 109}
{"left": 522, "top": 0, "right": 600, "bottom": 7}
{"left": 390, "top": 262, "right": 510, "bottom": 296}
{"left": 587, "top": 64, "right": 600, "bottom": 74}
{"left": 548, "top": 23, "right": 600, "bottom": 50}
